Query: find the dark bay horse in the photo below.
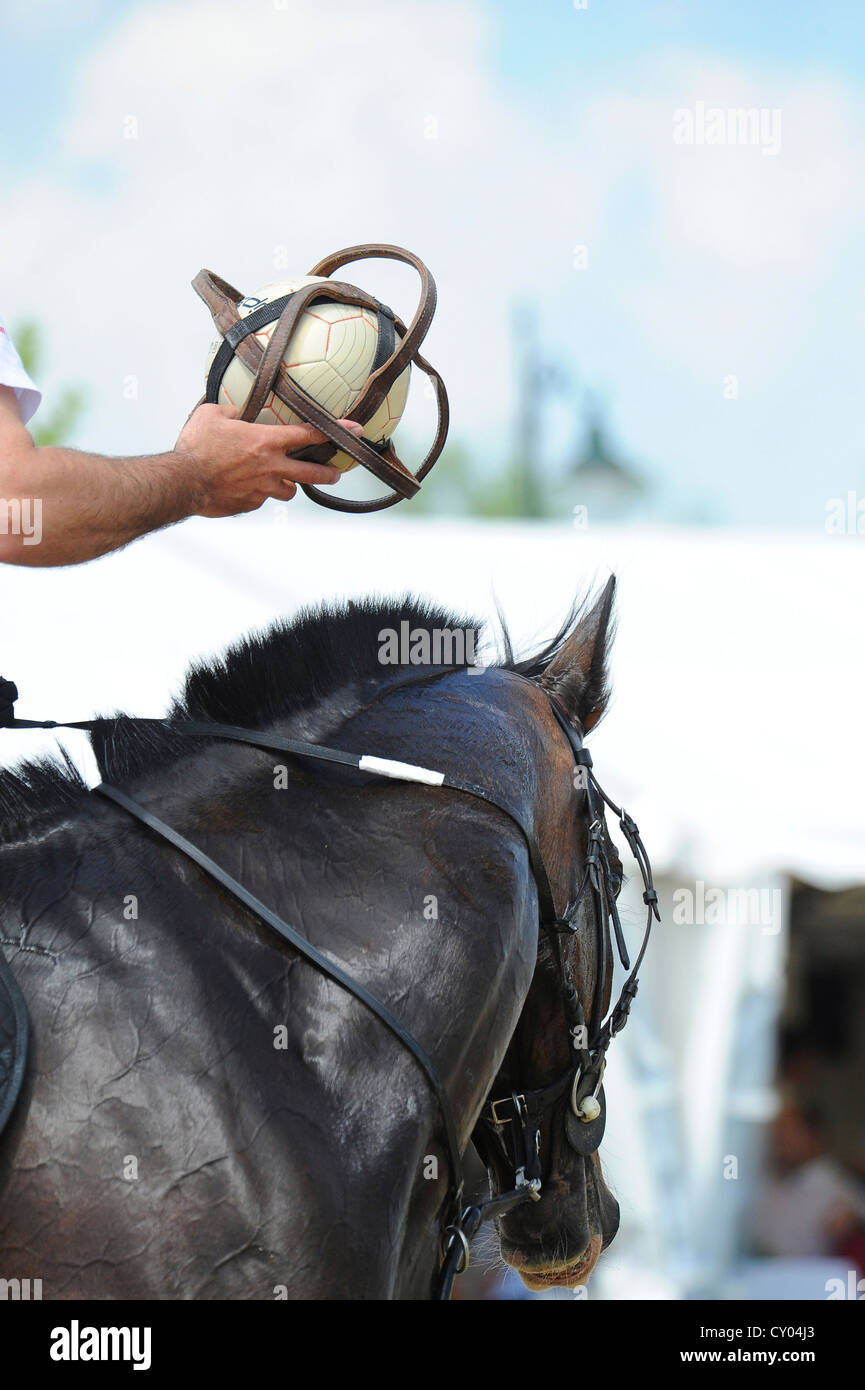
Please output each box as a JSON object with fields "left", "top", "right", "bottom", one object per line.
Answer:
{"left": 0, "top": 581, "right": 622, "bottom": 1299}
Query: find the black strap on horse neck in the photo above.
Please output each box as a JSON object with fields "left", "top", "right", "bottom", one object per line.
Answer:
{"left": 95, "top": 780, "right": 465, "bottom": 1219}
{"left": 0, "top": 679, "right": 658, "bottom": 1300}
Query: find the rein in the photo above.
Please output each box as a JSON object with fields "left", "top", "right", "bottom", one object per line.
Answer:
{"left": 0, "top": 677, "right": 658, "bottom": 1300}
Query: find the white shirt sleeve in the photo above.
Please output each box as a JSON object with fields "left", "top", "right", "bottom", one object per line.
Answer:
{"left": 0, "top": 317, "right": 41, "bottom": 424}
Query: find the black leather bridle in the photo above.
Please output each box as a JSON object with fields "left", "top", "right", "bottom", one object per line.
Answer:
{"left": 461, "top": 698, "right": 659, "bottom": 1292}
{"left": 1, "top": 674, "right": 659, "bottom": 1300}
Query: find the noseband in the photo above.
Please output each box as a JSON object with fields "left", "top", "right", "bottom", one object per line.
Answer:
{"left": 2, "top": 674, "right": 658, "bottom": 1300}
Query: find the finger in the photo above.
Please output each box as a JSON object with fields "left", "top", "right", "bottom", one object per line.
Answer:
{"left": 215, "top": 401, "right": 241, "bottom": 420}
{"left": 256, "top": 418, "right": 365, "bottom": 451}
{"left": 270, "top": 479, "right": 298, "bottom": 502}
{"left": 276, "top": 460, "right": 343, "bottom": 485}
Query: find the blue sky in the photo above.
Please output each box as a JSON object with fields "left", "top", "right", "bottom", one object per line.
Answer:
{"left": 0, "top": 3, "right": 132, "bottom": 171}
{"left": 1, "top": 0, "right": 863, "bottom": 526}
{"left": 491, "top": 0, "right": 865, "bottom": 91}
{"left": 7, "top": 1, "right": 865, "bottom": 137}
{"left": 7, "top": 2, "right": 864, "bottom": 170}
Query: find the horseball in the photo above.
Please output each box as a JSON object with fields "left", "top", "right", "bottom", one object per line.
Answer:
{"left": 194, "top": 243, "right": 449, "bottom": 514}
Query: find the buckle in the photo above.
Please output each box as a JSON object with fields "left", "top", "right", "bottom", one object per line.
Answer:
{"left": 489, "top": 1093, "right": 525, "bottom": 1126}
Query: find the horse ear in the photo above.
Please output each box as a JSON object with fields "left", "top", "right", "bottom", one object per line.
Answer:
{"left": 536, "top": 577, "right": 616, "bottom": 733}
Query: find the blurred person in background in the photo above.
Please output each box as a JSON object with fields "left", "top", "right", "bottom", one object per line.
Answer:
{"left": 752, "top": 1100, "right": 865, "bottom": 1269}
{"left": 0, "top": 314, "right": 361, "bottom": 567}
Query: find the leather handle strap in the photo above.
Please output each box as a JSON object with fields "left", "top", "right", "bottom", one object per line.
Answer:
{"left": 306, "top": 244, "right": 437, "bottom": 427}
{"left": 235, "top": 279, "right": 399, "bottom": 429}
{"left": 194, "top": 271, "right": 420, "bottom": 499}
{"left": 244, "top": 284, "right": 420, "bottom": 498}
{"left": 195, "top": 270, "right": 394, "bottom": 415}
{"left": 301, "top": 349, "right": 449, "bottom": 514}
{"left": 191, "top": 244, "right": 448, "bottom": 511}
{"left": 191, "top": 269, "right": 245, "bottom": 338}
{"left": 307, "top": 243, "right": 436, "bottom": 357}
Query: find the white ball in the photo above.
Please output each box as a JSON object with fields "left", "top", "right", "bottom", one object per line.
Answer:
{"left": 578, "top": 1096, "right": 602, "bottom": 1122}
{"left": 205, "top": 277, "right": 411, "bottom": 472}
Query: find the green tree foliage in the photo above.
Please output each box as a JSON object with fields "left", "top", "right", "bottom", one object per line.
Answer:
{"left": 407, "top": 441, "right": 536, "bottom": 518}
{"left": 13, "top": 321, "right": 87, "bottom": 446}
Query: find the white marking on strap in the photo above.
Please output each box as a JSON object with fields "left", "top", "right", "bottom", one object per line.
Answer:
{"left": 358, "top": 754, "right": 445, "bottom": 786}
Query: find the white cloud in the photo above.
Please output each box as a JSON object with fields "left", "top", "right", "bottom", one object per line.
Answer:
{"left": 1, "top": 6, "right": 862, "bottom": 477}
{"left": 565, "top": 57, "right": 865, "bottom": 380}
{"left": 2, "top": 0, "right": 578, "bottom": 458}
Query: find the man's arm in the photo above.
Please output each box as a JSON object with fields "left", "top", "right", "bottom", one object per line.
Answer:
{"left": 0, "top": 387, "right": 359, "bottom": 567}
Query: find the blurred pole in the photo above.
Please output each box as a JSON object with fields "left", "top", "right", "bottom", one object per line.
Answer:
{"left": 512, "top": 303, "right": 541, "bottom": 518}
{"left": 512, "top": 302, "right": 575, "bottom": 519}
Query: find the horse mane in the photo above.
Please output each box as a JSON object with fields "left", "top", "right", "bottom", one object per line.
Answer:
{"left": 0, "top": 596, "right": 471, "bottom": 839}
{"left": 0, "top": 590, "right": 606, "bottom": 841}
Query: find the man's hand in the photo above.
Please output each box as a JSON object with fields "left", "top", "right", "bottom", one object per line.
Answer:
{"left": 175, "top": 403, "right": 362, "bottom": 517}
{"left": 0, "top": 385, "right": 365, "bottom": 568}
